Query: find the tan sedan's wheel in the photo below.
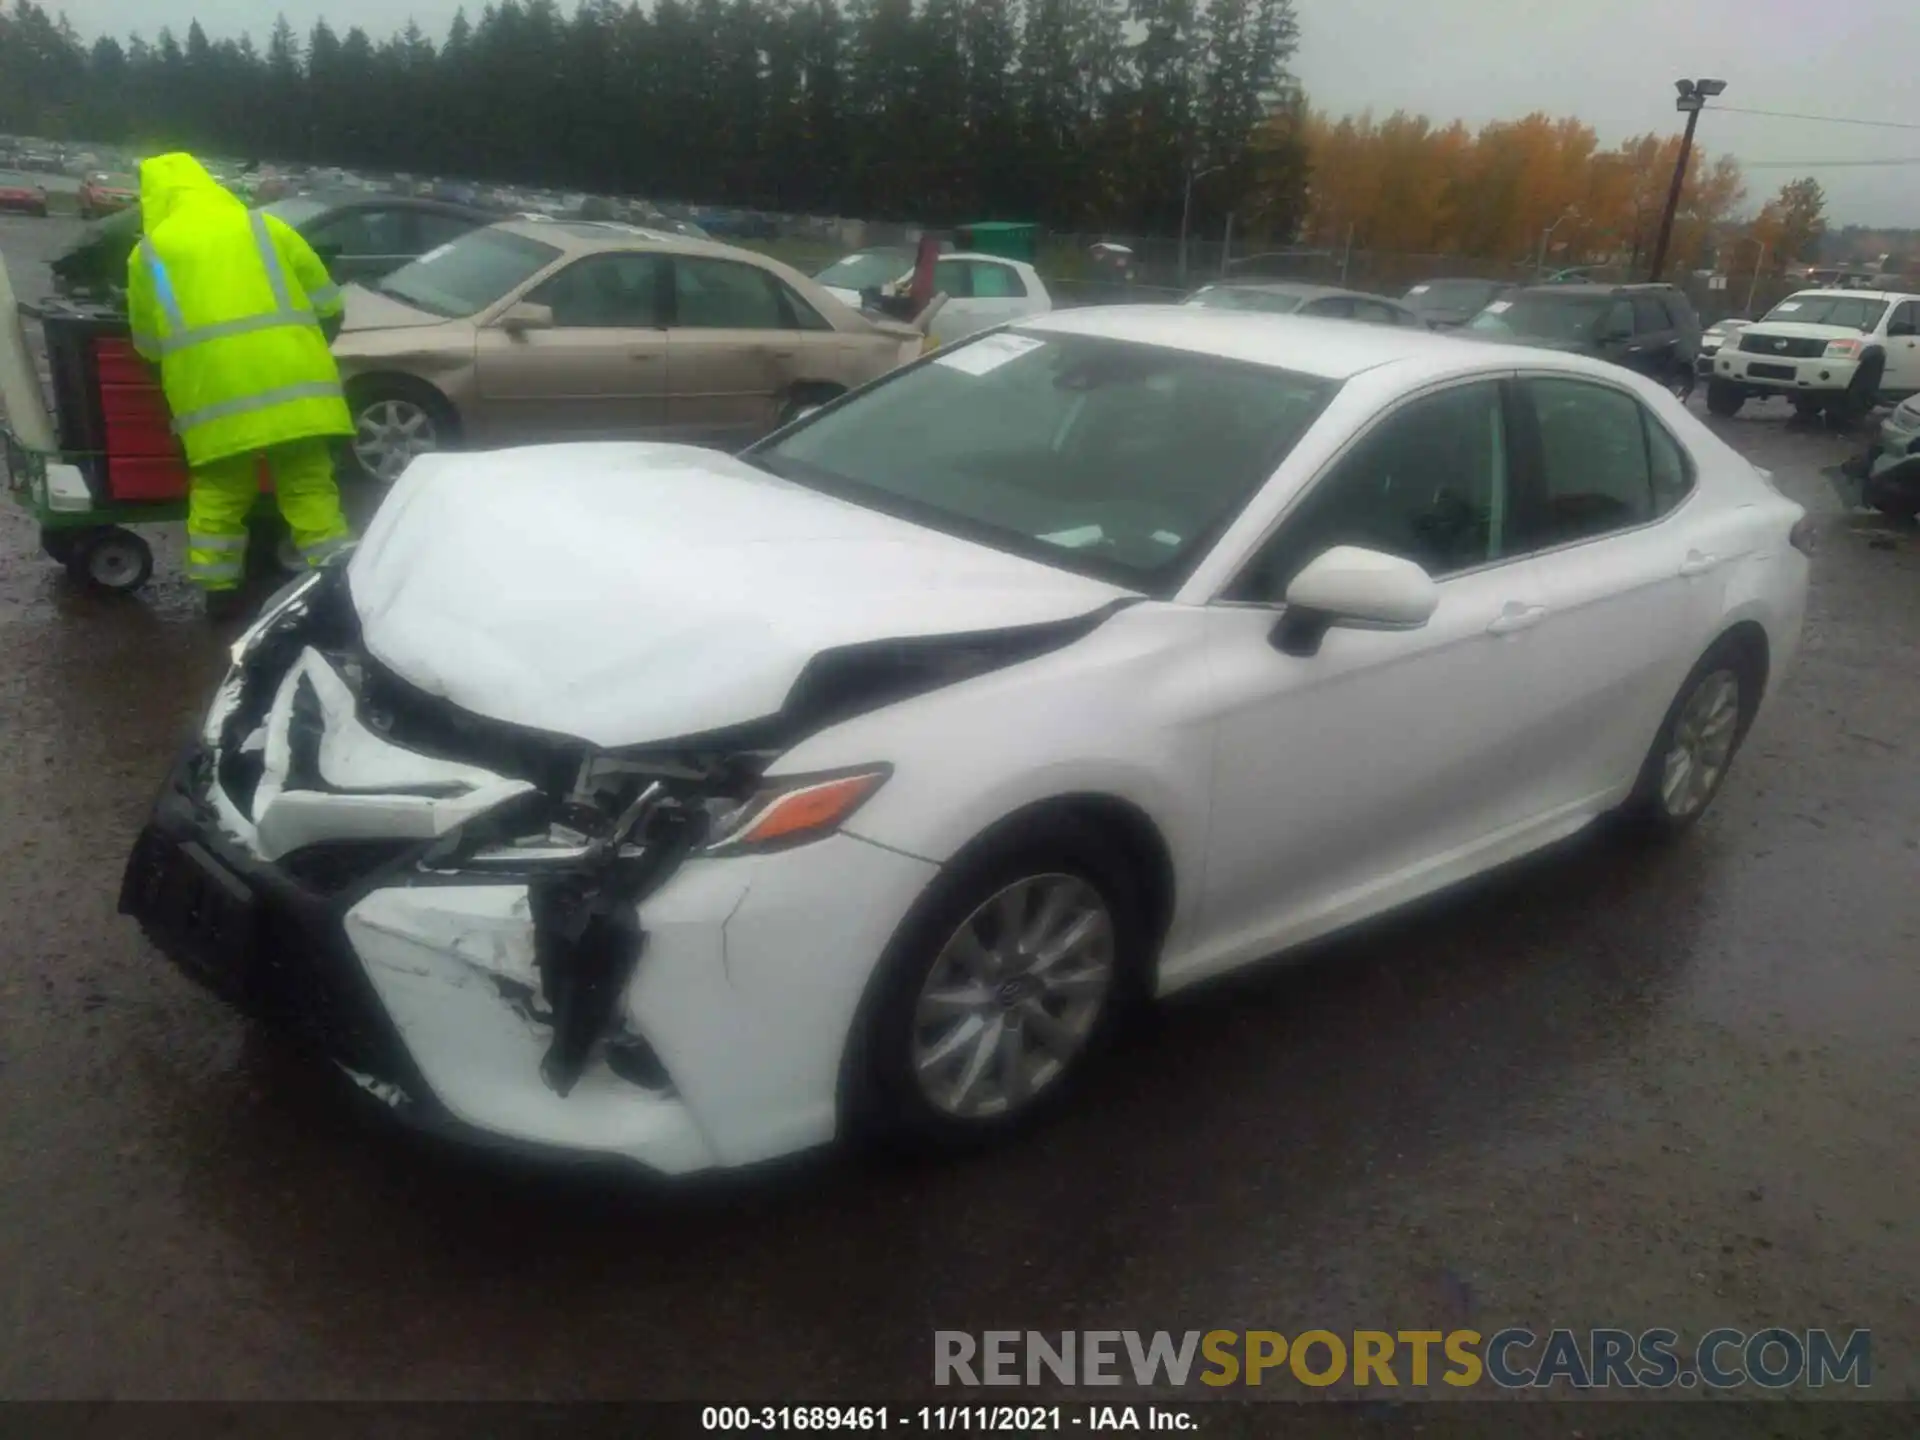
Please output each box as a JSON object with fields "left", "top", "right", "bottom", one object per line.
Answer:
{"left": 352, "top": 394, "right": 444, "bottom": 484}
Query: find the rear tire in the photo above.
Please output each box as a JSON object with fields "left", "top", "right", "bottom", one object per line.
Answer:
{"left": 1706, "top": 379, "right": 1746, "bottom": 417}
{"left": 1622, "top": 637, "right": 1761, "bottom": 837}
{"left": 850, "top": 815, "right": 1146, "bottom": 1154}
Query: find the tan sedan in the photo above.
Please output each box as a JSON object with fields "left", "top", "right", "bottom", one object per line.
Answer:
{"left": 332, "top": 220, "right": 923, "bottom": 481}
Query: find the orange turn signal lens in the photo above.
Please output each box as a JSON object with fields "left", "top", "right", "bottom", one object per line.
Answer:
{"left": 720, "top": 771, "right": 888, "bottom": 851}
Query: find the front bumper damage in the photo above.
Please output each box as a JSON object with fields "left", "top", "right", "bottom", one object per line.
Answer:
{"left": 121, "top": 565, "right": 939, "bottom": 1172}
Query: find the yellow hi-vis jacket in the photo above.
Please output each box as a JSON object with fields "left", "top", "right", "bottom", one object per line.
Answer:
{"left": 126, "top": 153, "right": 352, "bottom": 467}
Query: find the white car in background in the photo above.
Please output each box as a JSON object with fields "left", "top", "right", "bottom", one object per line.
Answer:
{"left": 819, "top": 249, "right": 1052, "bottom": 346}
{"left": 1707, "top": 289, "right": 1920, "bottom": 418}
{"left": 124, "top": 309, "right": 1809, "bottom": 1175}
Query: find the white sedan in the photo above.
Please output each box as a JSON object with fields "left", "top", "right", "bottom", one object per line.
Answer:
{"left": 122, "top": 308, "right": 1810, "bottom": 1173}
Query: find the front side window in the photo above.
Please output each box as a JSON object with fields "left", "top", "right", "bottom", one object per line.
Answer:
{"left": 305, "top": 208, "right": 413, "bottom": 258}
{"left": 374, "top": 228, "right": 563, "bottom": 318}
{"left": 672, "top": 257, "right": 787, "bottom": 328}
{"left": 1303, "top": 296, "right": 1357, "bottom": 320}
{"left": 1231, "top": 380, "right": 1510, "bottom": 601}
{"left": 970, "top": 262, "right": 1028, "bottom": 299}
{"left": 750, "top": 331, "right": 1338, "bottom": 593}
{"left": 1516, "top": 377, "right": 1658, "bottom": 547}
{"left": 529, "top": 252, "right": 663, "bottom": 327}
{"left": 931, "top": 260, "right": 974, "bottom": 299}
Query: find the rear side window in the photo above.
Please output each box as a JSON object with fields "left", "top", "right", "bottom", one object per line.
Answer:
{"left": 1303, "top": 296, "right": 1356, "bottom": 320}
{"left": 1658, "top": 293, "right": 1695, "bottom": 329}
{"left": 1517, "top": 378, "right": 1692, "bottom": 546}
{"left": 932, "top": 260, "right": 973, "bottom": 299}
{"left": 970, "top": 262, "right": 1028, "bottom": 299}
{"left": 1631, "top": 296, "right": 1669, "bottom": 333}
{"left": 673, "top": 257, "right": 786, "bottom": 329}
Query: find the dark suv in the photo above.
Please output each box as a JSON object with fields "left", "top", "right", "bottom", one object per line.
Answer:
{"left": 1466, "top": 283, "right": 1702, "bottom": 396}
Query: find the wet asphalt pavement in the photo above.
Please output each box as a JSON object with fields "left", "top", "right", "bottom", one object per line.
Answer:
{"left": 1, "top": 214, "right": 1916, "bottom": 1404}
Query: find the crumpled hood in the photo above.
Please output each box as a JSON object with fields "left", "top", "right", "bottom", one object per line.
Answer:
{"left": 347, "top": 443, "right": 1130, "bottom": 748}
{"left": 138, "top": 152, "right": 243, "bottom": 232}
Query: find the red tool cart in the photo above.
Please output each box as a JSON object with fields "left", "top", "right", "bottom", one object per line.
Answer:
{"left": 3, "top": 296, "right": 282, "bottom": 594}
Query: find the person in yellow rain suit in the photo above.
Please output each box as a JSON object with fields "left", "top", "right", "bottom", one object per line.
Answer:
{"left": 127, "top": 153, "right": 353, "bottom": 618}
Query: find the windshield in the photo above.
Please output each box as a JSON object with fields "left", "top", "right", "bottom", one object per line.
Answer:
{"left": 260, "top": 195, "right": 330, "bottom": 228}
{"left": 751, "top": 331, "right": 1337, "bottom": 592}
{"left": 1762, "top": 294, "right": 1889, "bottom": 332}
{"left": 1468, "top": 293, "right": 1610, "bottom": 342}
{"left": 1406, "top": 280, "right": 1500, "bottom": 312}
{"left": 1182, "top": 285, "right": 1305, "bottom": 315}
{"left": 374, "top": 227, "right": 562, "bottom": 317}
{"left": 816, "top": 249, "right": 915, "bottom": 292}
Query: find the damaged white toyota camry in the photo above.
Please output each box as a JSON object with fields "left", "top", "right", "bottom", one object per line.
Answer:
{"left": 123, "top": 307, "right": 1811, "bottom": 1174}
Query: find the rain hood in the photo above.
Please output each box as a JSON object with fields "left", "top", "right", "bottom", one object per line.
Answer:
{"left": 347, "top": 444, "right": 1131, "bottom": 748}
{"left": 138, "top": 152, "right": 244, "bottom": 233}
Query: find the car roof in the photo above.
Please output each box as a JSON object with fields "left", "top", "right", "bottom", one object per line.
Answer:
{"left": 1514, "top": 282, "right": 1677, "bottom": 297}
{"left": 1199, "top": 280, "right": 1374, "bottom": 302}
{"left": 1023, "top": 305, "right": 1491, "bottom": 381}
{"left": 492, "top": 217, "right": 777, "bottom": 260}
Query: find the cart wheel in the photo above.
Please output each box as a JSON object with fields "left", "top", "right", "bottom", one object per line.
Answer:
{"left": 67, "top": 527, "right": 154, "bottom": 594}
{"left": 40, "top": 528, "right": 84, "bottom": 565}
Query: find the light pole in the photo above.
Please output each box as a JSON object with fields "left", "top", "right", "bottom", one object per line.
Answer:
{"left": 1537, "top": 206, "right": 1579, "bottom": 278}
{"left": 1179, "top": 162, "right": 1225, "bottom": 287}
{"left": 1648, "top": 77, "right": 1726, "bottom": 282}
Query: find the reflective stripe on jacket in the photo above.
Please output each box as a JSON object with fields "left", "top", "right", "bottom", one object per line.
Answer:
{"left": 126, "top": 153, "right": 352, "bottom": 467}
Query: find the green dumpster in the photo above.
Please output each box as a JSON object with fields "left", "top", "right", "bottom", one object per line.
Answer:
{"left": 956, "top": 222, "right": 1038, "bottom": 262}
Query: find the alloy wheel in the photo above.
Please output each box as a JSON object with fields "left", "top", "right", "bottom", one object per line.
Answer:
{"left": 910, "top": 874, "right": 1115, "bottom": 1120}
{"left": 353, "top": 398, "right": 440, "bottom": 484}
{"left": 1660, "top": 668, "right": 1741, "bottom": 819}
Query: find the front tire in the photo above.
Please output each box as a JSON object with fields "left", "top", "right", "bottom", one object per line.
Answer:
{"left": 1706, "top": 379, "right": 1746, "bottom": 417}
{"left": 1833, "top": 353, "right": 1887, "bottom": 424}
{"left": 66, "top": 526, "right": 152, "bottom": 594}
{"left": 347, "top": 379, "right": 457, "bottom": 485}
{"left": 853, "top": 817, "right": 1144, "bottom": 1152}
{"left": 1623, "top": 641, "right": 1758, "bottom": 836}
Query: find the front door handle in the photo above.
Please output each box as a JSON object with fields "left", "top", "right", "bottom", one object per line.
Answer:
{"left": 629, "top": 352, "right": 661, "bottom": 362}
{"left": 1679, "top": 551, "right": 1722, "bottom": 577}
{"left": 1486, "top": 603, "right": 1548, "bottom": 636}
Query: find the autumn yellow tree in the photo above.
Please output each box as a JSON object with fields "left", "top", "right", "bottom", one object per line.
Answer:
{"left": 1273, "top": 106, "right": 1747, "bottom": 275}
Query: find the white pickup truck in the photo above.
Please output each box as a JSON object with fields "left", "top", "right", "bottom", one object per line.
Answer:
{"left": 1706, "top": 288, "right": 1920, "bottom": 419}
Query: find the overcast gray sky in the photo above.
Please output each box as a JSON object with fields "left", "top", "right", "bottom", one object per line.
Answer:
{"left": 49, "top": 0, "right": 1920, "bottom": 225}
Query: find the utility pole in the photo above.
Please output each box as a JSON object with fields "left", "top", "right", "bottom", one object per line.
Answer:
{"left": 1744, "top": 240, "right": 1768, "bottom": 315}
{"left": 1178, "top": 162, "right": 1224, "bottom": 288}
{"left": 1649, "top": 77, "right": 1726, "bottom": 282}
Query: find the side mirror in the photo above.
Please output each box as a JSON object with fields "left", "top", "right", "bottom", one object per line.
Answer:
{"left": 498, "top": 301, "right": 553, "bottom": 334}
{"left": 1270, "top": 546, "right": 1439, "bottom": 657}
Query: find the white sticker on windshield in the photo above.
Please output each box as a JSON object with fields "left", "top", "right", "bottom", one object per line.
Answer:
{"left": 1774, "top": 301, "right": 1802, "bottom": 312}
{"left": 1040, "top": 525, "right": 1104, "bottom": 549}
{"left": 1408, "top": 284, "right": 1431, "bottom": 295}
{"left": 1151, "top": 530, "right": 1182, "bottom": 546}
{"left": 417, "top": 243, "right": 455, "bottom": 266}
{"left": 935, "top": 332, "right": 1045, "bottom": 376}
{"left": 1484, "top": 299, "right": 1513, "bottom": 314}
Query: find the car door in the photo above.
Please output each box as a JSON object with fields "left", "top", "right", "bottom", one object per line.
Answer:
{"left": 1499, "top": 374, "right": 1726, "bottom": 810}
{"left": 1623, "top": 294, "right": 1678, "bottom": 381}
{"left": 1881, "top": 300, "right": 1920, "bottom": 396}
{"left": 1192, "top": 377, "right": 1562, "bottom": 977}
{"left": 472, "top": 250, "right": 669, "bottom": 441}
{"left": 666, "top": 255, "right": 833, "bottom": 445}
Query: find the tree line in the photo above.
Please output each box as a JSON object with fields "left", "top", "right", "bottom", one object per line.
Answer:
{"left": 0, "top": 0, "right": 1308, "bottom": 240}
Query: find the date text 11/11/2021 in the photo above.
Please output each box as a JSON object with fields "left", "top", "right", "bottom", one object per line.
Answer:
{"left": 702, "top": 1406, "right": 1199, "bottom": 1431}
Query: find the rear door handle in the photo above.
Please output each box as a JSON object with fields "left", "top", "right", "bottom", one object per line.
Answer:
{"left": 1485, "top": 603, "right": 1548, "bottom": 636}
{"left": 1679, "top": 551, "right": 1721, "bottom": 577}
